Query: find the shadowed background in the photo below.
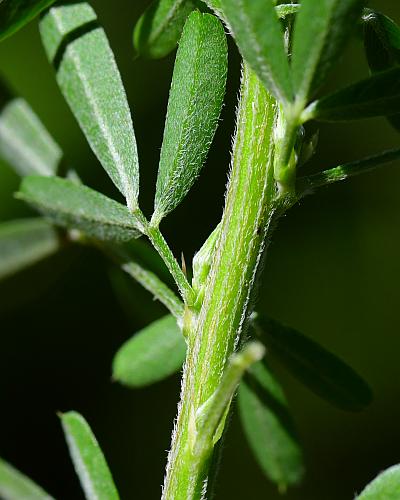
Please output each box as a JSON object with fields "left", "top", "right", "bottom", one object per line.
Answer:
{"left": 1, "top": 1, "right": 400, "bottom": 498}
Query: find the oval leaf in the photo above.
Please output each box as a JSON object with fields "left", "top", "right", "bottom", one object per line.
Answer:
{"left": 219, "top": 0, "right": 293, "bottom": 103}
{"left": 112, "top": 314, "right": 186, "bottom": 387}
{"left": 0, "top": 218, "right": 61, "bottom": 281}
{"left": 152, "top": 11, "right": 227, "bottom": 224}
{"left": 0, "top": 0, "right": 55, "bottom": 42}
{"left": 133, "top": 0, "right": 196, "bottom": 59}
{"left": 238, "top": 361, "right": 304, "bottom": 490}
{"left": 39, "top": 2, "right": 139, "bottom": 210}
{"left": 0, "top": 457, "right": 54, "bottom": 500}
{"left": 291, "top": 0, "right": 365, "bottom": 102}
{"left": 356, "top": 464, "right": 400, "bottom": 499}
{"left": 0, "top": 96, "right": 62, "bottom": 177}
{"left": 305, "top": 66, "right": 400, "bottom": 122}
{"left": 17, "top": 176, "right": 143, "bottom": 242}
{"left": 254, "top": 314, "right": 372, "bottom": 411}
{"left": 61, "top": 411, "right": 119, "bottom": 500}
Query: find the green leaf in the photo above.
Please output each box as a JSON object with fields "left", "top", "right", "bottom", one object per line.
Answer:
{"left": 356, "top": 464, "right": 400, "bottom": 499}
{"left": 253, "top": 314, "right": 372, "bottom": 411}
{"left": 0, "top": 0, "right": 55, "bottom": 42}
{"left": 363, "top": 10, "right": 400, "bottom": 73}
{"left": 152, "top": 11, "right": 227, "bottom": 224}
{"left": 238, "top": 361, "right": 304, "bottom": 491}
{"left": 219, "top": 0, "right": 293, "bottom": 103}
{"left": 0, "top": 218, "right": 61, "bottom": 281}
{"left": 60, "top": 411, "right": 119, "bottom": 500}
{"left": 363, "top": 10, "right": 400, "bottom": 131}
{"left": 0, "top": 457, "right": 54, "bottom": 500}
{"left": 304, "top": 67, "right": 400, "bottom": 122}
{"left": 291, "top": 0, "right": 365, "bottom": 102}
{"left": 133, "top": 0, "right": 196, "bottom": 59}
{"left": 39, "top": 2, "right": 139, "bottom": 210}
{"left": 17, "top": 176, "right": 143, "bottom": 242}
{"left": 112, "top": 314, "right": 186, "bottom": 387}
{"left": 0, "top": 97, "right": 62, "bottom": 177}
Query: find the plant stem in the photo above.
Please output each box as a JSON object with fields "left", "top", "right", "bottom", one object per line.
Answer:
{"left": 296, "top": 147, "right": 400, "bottom": 195}
{"left": 162, "top": 64, "right": 279, "bottom": 500}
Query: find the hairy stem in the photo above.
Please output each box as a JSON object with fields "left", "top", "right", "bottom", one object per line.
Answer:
{"left": 162, "top": 64, "right": 279, "bottom": 500}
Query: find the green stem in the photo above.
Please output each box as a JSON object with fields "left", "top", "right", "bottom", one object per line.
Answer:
{"left": 133, "top": 209, "right": 194, "bottom": 304}
{"left": 96, "top": 241, "right": 184, "bottom": 320}
{"left": 296, "top": 147, "right": 400, "bottom": 195}
{"left": 162, "top": 64, "right": 279, "bottom": 500}
{"left": 122, "top": 261, "right": 184, "bottom": 320}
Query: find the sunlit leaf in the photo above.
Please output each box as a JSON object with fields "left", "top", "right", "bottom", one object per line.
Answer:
{"left": 253, "top": 314, "right": 372, "bottom": 411}
{"left": 304, "top": 67, "right": 400, "bottom": 122}
{"left": 291, "top": 0, "right": 365, "bottom": 102}
{"left": 17, "top": 176, "right": 143, "bottom": 242}
{"left": 39, "top": 2, "right": 139, "bottom": 210}
{"left": 112, "top": 314, "right": 186, "bottom": 387}
{"left": 0, "top": 0, "right": 55, "bottom": 42}
{"left": 356, "top": 464, "right": 400, "bottom": 499}
{"left": 0, "top": 97, "right": 62, "bottom": 177}
{"left": 238, "top": 360, "right": 304, "bottom": 490}
{"left": 0, "top": 457, "right": 54, "bottom": 500}
{"left": 61, "top": 411, "right": 119, "bottom": 500}
{"left": 133, "top": 0, "right": 196, "bottom": 59}
{"left": 219, "top": 0, "right": 293, "bottom": 103}
{"left": 152, "top": 11, "right": 227, "bottom": 224}
{"left": 0, "top": 218, "right": 61, "bottom": 281}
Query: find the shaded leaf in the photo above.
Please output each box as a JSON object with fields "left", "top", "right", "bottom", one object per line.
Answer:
{"left": 238, "top": 360, "right": 304, "bottom": 490}
{"left": 133, "top": 0, "right": 196, "bottom": 59}
{"left": 112, "top": 314, "right": 186, "bottom": 387}
{"left": 0, "top": 0, "right": 55, "bottom": 42}
{"left": 17, "top": 176, "right": 143, "bottom": 242}
{"left": 0, "top": 217, "right": 62, "bottom": 281}
{"left": 61, "top": 411, "right": 119, "bottom": 500}
{"left": 363, "top": 9, "right": 400, "bottom": 131}
{"left": 0, "top": 97, "right": 62, "bottom": 177}
{"left": 219, "top": 0, "right": 293, "bottom": 103}
{"left": 304, "top": 67, "right": 400, "bottom": 122}
{"left": 291, "top": 0, "right": 365, "bottom": 102}
{"left": 152, "top": 11, "right": 227, "bottom": 224}
{"left": 39, "top": 2, "right": 139, "bottom": 210}
{"left": 356, "top": 464, "right": 400, "bottom": 499}
{"left": 0, "top": 457, "right": 54, "bottom": 500}
{"left": 254, "top": 314, "right": 372, "bottom": 411}
{"left": 363, "top": 9, "right": 400, "bottom": 73}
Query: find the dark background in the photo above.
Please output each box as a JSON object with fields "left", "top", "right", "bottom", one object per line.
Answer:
{"left": 1, "top": 1, "right": 400, "bottom": 498}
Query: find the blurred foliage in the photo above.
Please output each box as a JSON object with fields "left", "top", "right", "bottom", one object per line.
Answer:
{"left": 1, "top": 1, "right": 400, "bottom": 498}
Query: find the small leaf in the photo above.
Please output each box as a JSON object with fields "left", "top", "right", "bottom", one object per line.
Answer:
{"left": 0, "top": 97, "right": 62, "bottom": 177}
{"left": 17, "top": 176, "right": 143, "bottom": 242}
{"left": 291, "top": 0, "right": 365, "bottom": 102}
{"left": 133, "top": 0, "right": 196, "bottom": 59}
{"left": 112, "top": 314, "right": 186, "bottom": 387}
{"left": 39, "top": 2, "right": 139, "bottom": 210}
{"left": 0, "top": 0, "right": 55, "bottom": 42}
{"left": 238, "top": 360, "right": 304, "bottom": 490}
{"left": 152, "top": 11, "right": 227, "bottom": 224}
{"left": 254, "top": 314, "right": 372, "bottom": 411}
{"left": 304, "top": 67, "right": 400, "bottom": 122}
{"left": 0, "top": 457, "right": 54, "bottom": 500}
{"left": 0, "top": 218, "right": 61, "bottom": 281}
{"left": 219, "top": 0, "right": 293, "bottom": 103}
{"left": 356, "top": 464, "right": 400, "bottom": 499}
{"left": 60, "top": 411, "right": 119, "bottom": 500}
